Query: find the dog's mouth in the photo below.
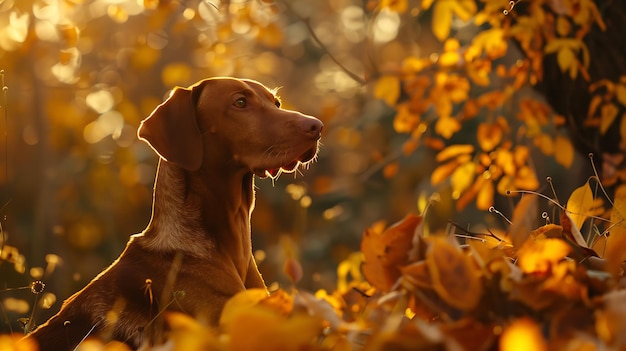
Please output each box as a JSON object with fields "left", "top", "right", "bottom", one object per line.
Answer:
{"left": 253, "top": 145, "right": 318, "bottom": 180}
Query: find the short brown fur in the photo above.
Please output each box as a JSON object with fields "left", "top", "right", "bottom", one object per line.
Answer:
{"left": 24, "top": 77, "right": 323, "bottom": 350}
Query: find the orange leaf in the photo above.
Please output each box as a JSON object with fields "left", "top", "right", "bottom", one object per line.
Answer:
{"left": 431, "top": 160, "right": 459, "bottom": 186}
{"left": 435, "top": 115, "right": 461, "bottom": 139}
{"left": 477, "top": 122, "right": 503, "bottom": 152}
{"left": 425, "top": 237, "right": 482, "bottom": 310}
{"left": 517, "top": 238, "right": 571, "bottom": 274}
{"left": 499, "top": 318, "right": 548, "bottom": 351}
{"left": 451, "top": 161, "right": 476, "bottom": 196}
{"left": 383, "top": 162, "right": 399, "bottom": 178}
{"left": 476, "top": 178, "right": 494, "bottom": 210}
{"left": 361, "top": 215, "right": 423, "bottom": 291}
{"left": 431, "top": 0, "right": 477, "bottom": 41}
{"left": 435, "top": 144, "right": 474, "bottom": 162}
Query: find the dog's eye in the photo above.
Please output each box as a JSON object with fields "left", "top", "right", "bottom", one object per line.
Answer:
{"left": 233, "top": 97, "right": 247, "bottom": 108}
{"left": 274, "top": 100, "right": 281, "bottom": 108}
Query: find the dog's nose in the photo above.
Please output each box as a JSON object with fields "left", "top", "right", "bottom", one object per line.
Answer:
{"left": 300, "top": 117, "right": 323, "bottom": 139}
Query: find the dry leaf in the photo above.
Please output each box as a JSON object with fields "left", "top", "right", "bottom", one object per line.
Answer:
{"left": 361, "top": 214, "right": 423, "bottom": 291}
{"left": 425, "top": 237, "right": 482, "bottom": 311}
{"left": 508, "top": 195, "right": 538, "bottom": 248}
{"left": 517, "top": 238, "right": 571, "bottom": 274}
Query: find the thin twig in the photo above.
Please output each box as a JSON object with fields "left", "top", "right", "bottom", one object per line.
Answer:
{"left": 279, "top": 1, "right": 367, "bottom": 86}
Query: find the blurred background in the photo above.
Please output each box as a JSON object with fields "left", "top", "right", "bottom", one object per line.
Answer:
{"left": 0, "top": 0, "right": 622, "bottom": 333}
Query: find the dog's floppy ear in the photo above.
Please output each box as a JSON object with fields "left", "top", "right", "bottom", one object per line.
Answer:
{"left": 137, "top": 86, "right": 203, "bottom": 171}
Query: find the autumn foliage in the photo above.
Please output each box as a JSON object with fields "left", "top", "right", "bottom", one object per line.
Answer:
{"left": 2, "top": 0, "right": 626, "bottom": 350}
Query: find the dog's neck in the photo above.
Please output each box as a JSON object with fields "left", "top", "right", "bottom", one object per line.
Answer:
{"left": 140, "top": 159, "right": 255, "bottom": 263}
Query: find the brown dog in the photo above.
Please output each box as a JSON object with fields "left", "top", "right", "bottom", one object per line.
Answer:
{"left": 24, "top": 77, "right": 323, "bottom": 350}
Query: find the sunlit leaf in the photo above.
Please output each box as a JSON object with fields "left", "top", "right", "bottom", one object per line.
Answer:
{"left": 220, "top": 288, "right": 269, "bottom": 326}
{"left": 435, "top": 144, "right": 474, "bottom": 162}
{"left": 517, "top": 238, "right": 571, "bottom": 274}
{"left": 556, "top": 16, "right": 571, "bottom": 37}
{"left": 361, "top": 215, "right": 423, "bottom": 291}
{"left": 431, "top": 160, "right": 458, "bottom": 186}
{"left": 566, "top": 181, "right": 594, "bottom": 229}
{"left": 431, "top": 0, "right": 477, "bottom": 41}
{"left": 374, "top": 75, "right": 401, "bottom": 106}
{"left": 499, "top": 318, "right": 548, "bottom": 351}
{"left": 425, "top": 237, "right": 482, "bottom": 310}
{"left": 226, "top": 305, "right": 322, "bottom": 351}
{"left": 477, "top": 122, "right": 503, "bottom": 152}
{"left": 451, "top": 161, "right": 476, "bottom": 196}
{"left": 394, "top": 102, "right": 420, "bottom": 133}
{"left": 435, "top": 115, "right": 461, "bottom": 139}
{"left": 476, "top": 178, "right": 494, "bottom": 210}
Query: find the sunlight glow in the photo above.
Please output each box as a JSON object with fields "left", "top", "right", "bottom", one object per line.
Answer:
{"left": 372, "top": 9, "right": 399, "bottom": 43}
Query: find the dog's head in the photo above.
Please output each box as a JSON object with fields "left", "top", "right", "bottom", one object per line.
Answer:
{"left": 137, "top": 77, "right": 322, "bottom": 178}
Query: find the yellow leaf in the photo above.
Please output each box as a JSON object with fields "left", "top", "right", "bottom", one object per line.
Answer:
{"left": 451, "top": 161, "right": 476, "bottom": 195}
{"left": 220, "top": 288, "right": 269, "bottom": 326}
{"left": 425, "top": 237, "right": 483, "bottom": 310}
{"left": 439, "top": 38, "right": 461, "bottom": 67}
{"left": 556, "top": 16, "right": 571, "bottom": 36}
{"left": 534, "top": 134, "right": 554, "bottom": 156}
{"left": 476, "top": 178, "right": 494, "bottom": 210}
{"left": 435, "top": 115, "right": 461, "bottom": 139}
{"left": 508, "top": 195, "right": 538, "bottom": 248}
{"left": 517, "top": 238, "right": 571, "bottom": 274}
{"left": 514, "top": 166, "right": 540, "bottom": 190}
{"left": 566, "top": 181, "right": 594, "bottom": 229}
{"left": 374, "top": 75, "right": 400, "bottom": 106}
{"left": 499, "top": 318, "right": 548, "bottom": 351}
{"left": 554, "top": 135, "right": 574, "bottom": 168}
{"left": 435, "top": 144, "right": 474, "bottom": 162}
{"left": 477, "top": 122, "right": 503, "bottom": 152}
{"left": 383, "top": 162, "right": 399, "bottom": 178}
{"left": 402, "top": 56, "right": 430, "bottom": 73}
{"left": 227, "top": 307, "right": 322, "bottom": 351}
{"left": 557, "top": 47, "right": 577, "bottom": 78}
{"left": 393, "top": 102, "right": 420, "bottom": 133}
{"left": 421, "top": 0, "right": 435, "bottom": 10}
{"left": 432, "top": 1, "right": 457, "bottom": 41}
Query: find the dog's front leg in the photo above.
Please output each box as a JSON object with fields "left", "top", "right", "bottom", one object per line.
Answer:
{"left": 244, "top": 257, "right": 267, "bottom": 290}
